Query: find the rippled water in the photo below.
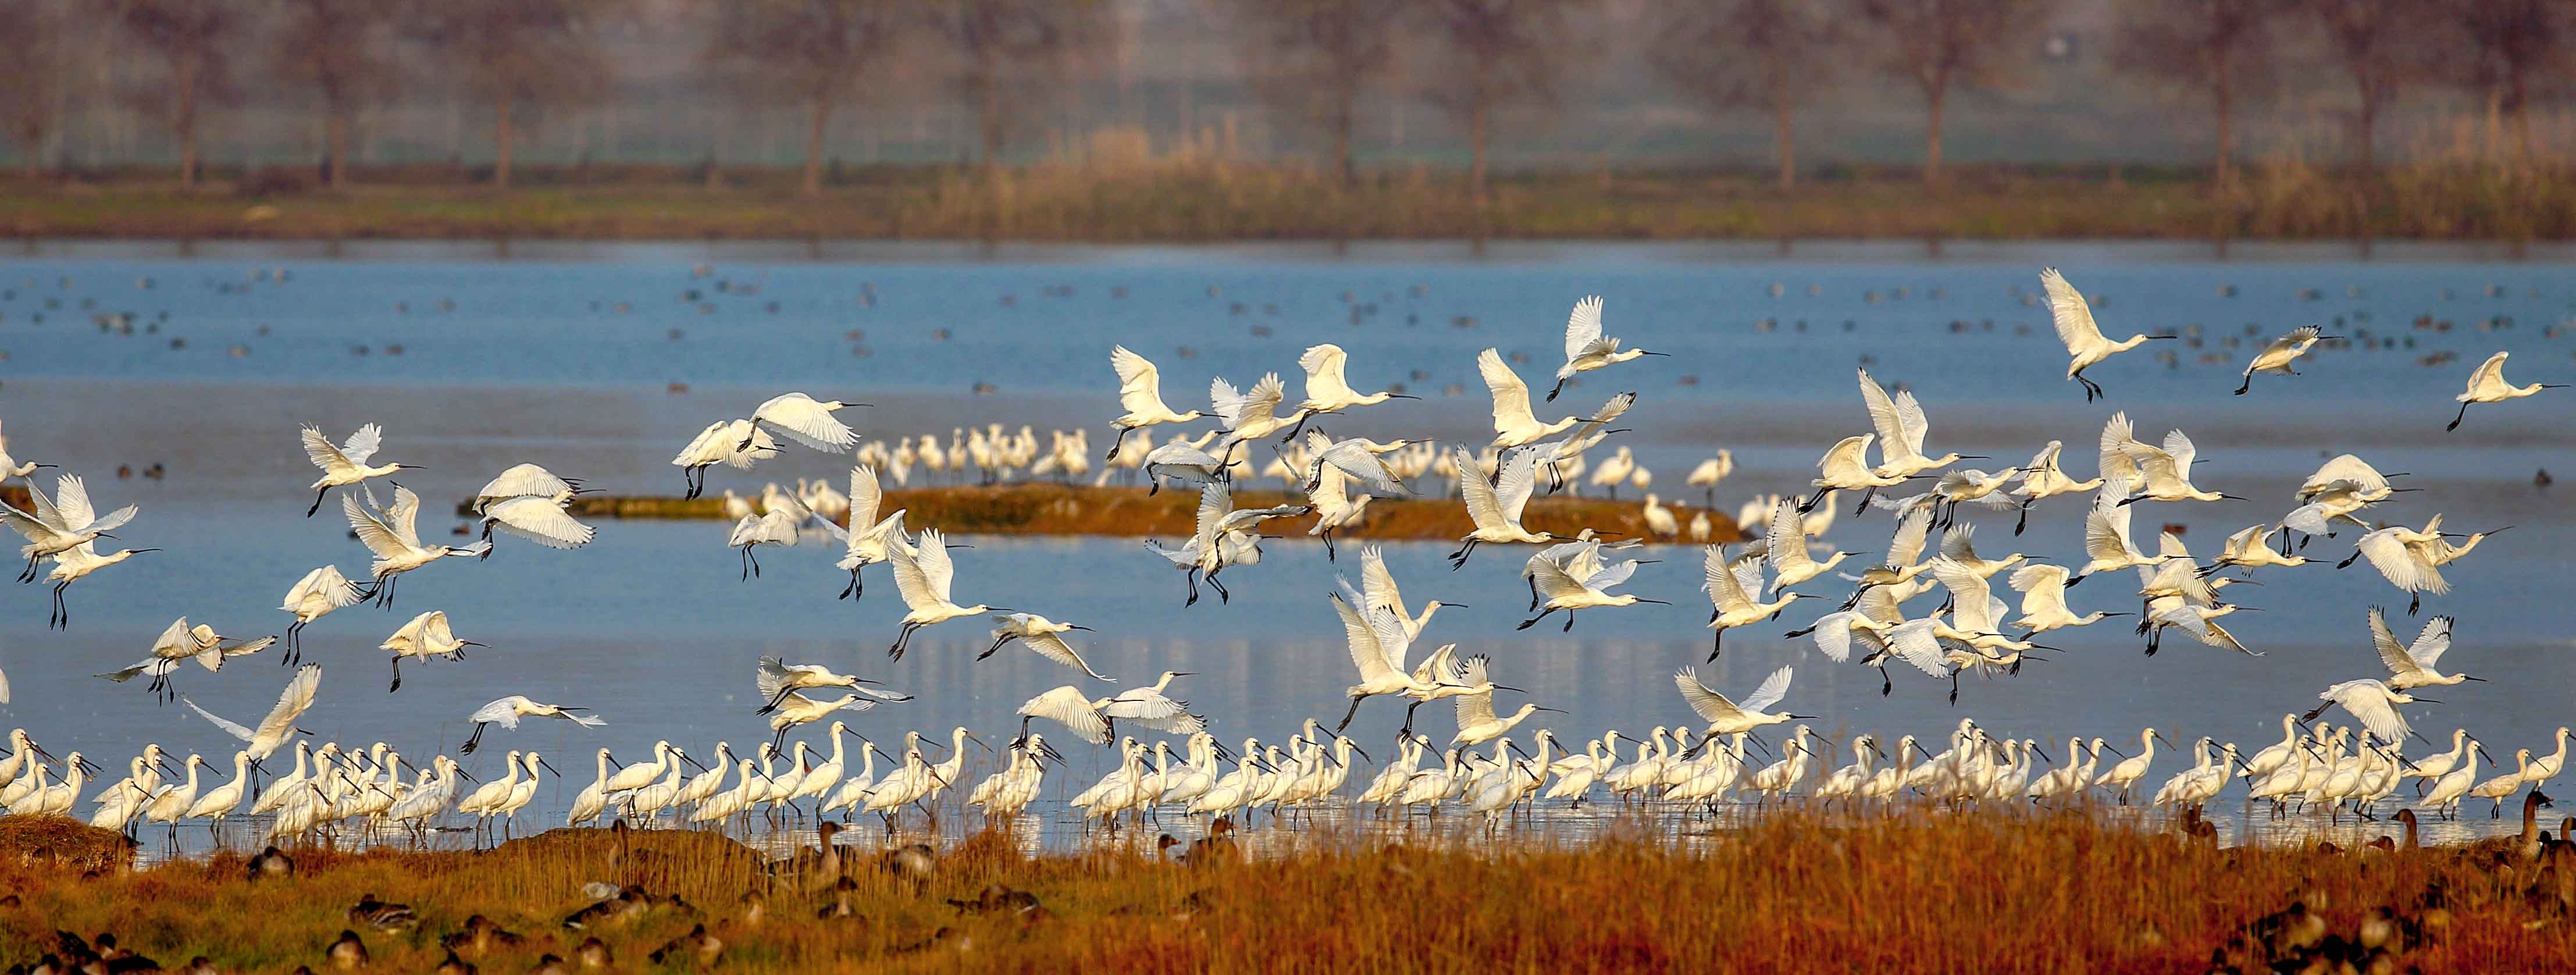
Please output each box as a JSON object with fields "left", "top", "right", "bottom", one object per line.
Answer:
{"left": 1, "top": 241, "right": 2570, "bottom": 859}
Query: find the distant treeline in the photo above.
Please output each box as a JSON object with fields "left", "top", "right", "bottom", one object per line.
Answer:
{"left": 0, "top": 0, "right": 2566, "bottom": 201}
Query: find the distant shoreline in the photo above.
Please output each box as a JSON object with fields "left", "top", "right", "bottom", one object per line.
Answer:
{"left": 6, "top": 166, "right": 2571, "bottom": 244}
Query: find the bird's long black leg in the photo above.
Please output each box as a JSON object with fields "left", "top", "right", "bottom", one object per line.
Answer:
{"left": 2014, "top": 502, "right": 2030, "bottom": 536}
{"left": 839, "top": 568, "right": 858, "bottom": 600}
{"left": 307, "top": 486, "right": 329, "bottom": 518}
{"left": 2447, "top": 401, "right": 2469, "bottom": 432}
{"left": 389, "top": 657, "right": 403, "bottom": 693}
{"left": 1517, "top": 607, "right": 1557, "bottom": 631}
{"left": 1853, "top": 486, "right": 1876, "bottom": 518}
{"left": 462, "top": 724, "right": 486, "bottom": 755}
{"left": 1184, "top": 568, "right": 1200, "bottom": 606}
{"left": 1563, "top": 611, "right": 1575, "bottom": 632}
{"left": 1335, "top": 696, "right": 1364, "bottom": 732}
{"left": 1708, "top": 628, "right": 1723, "bottom": 662}
{"left": 1209, "top": 574, "right": 1231, "bottom": 604}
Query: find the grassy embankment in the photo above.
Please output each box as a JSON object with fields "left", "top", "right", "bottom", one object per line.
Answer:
{"left": 5, "top": 156, "right": 2573, "bottom": 241}
{"left": 4, "top": 809, "right": 2574, "bottom": 972}
{"left": 539, "top": 483, "right": 1746, "bottom": 546}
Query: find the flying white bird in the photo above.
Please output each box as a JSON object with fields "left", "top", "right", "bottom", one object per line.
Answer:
{"left": 1288, "top": 343, "right": 1417, "bottom": 439}
{"left": 0, "top": 419, "right": 51, "bottom": 482}
{"left": 2304, "top": 678, "right": 2431, "bottom": 748}
{"left": 1857, "top": 369, "right": 1982, "bottom": 478}
{"left": 460, "top": 695, "right": 605, "bottom": 755}
{"left": 1674, "top": 666, "right": 1807, "bottom": 736}
{"left": 672, "top": 418, "right": 778, "bottom": 499}
{"left": 2112, "top": 426, "right": 2242, "bottom": 504}
{"left": 41, "top": 540, "right": 161, "bottom": 630}
{"left": 2367, "top": 607, "right": 2477, "bottom": 689}
{"left": 181, "top": 663, "right": 323, "bottom": 765}
{"left": 726, "top": 493, "right": 813, "bottom": 580}
{"left": 2236, "top": 326, "right": 2336, "bottom": 395}
{"left": 300, "top": 423, "right": 416, "bottom": 517}
{"left": 344, "top": 483, "right": 487, "bottom": 608}
{"left": 984, "top": 613, "right": 1112, "bottom": 679}
{"left": 3, "top": 473, "right": 140, "bottom": 583}
{"left": 1700, "top": 543, "right": 1808, "bottom": 660}
{"left": 1478, "top": 348, "right": 1585, "bottom": 447}
{"left": 886, "top": 528, "right": 1011, "bottom": 659}
{"left": 469, "top": 463, "right": 593, "bottom": 555}
{"left": 813, "top": 465, "right": 913, "bottom": 602}
{"left": 1765, "top": 499, "right": 1857, "bottom": 594}
{"left": 2039, "top": 267, "right": 2171, "bottom": 401}
{"left": 1802, "top": 435, "right": 1909, "bottom": 516}
{"left": 754, "top": 655, "right": 913, "bottom": 714}
{"left": 742, "top": 392, "right": 861, "bottom": 453}
{"left": 2005, "top": 563, "right": 2126, "bottom": 637}
{"left": 277, "top": 565, "right": 368, "bottom": 664}
{"left": 1548, "top": 295, "right": 1665, "bottom": 401}
{"left": 381, "top": 610, "right": 484, "bottom": 692}
{"left": 1521, "top": 553, "right": 1669, "bottom": 632}
{"left": 1208, "top": 372, "right": 1307, "bottom": 453}
{"left": 2448, "top": 350, "right": 2564, "bottom": 431}
{"left": 1104, "top": 346, "right": 1204, "bottom": 461}
{"left": 2005, "top": 439, "right": 2101, "bottom": 535}
{"left": 97, "top": 617, "right": 274, "bottom": 702}
{"left": 1450, "top": 446, "right": 1554, "bottom": 569}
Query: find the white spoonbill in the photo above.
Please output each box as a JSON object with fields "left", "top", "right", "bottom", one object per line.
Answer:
{"left": 2039, "top": 267, "right": 2171, "bottom": 401}
{"left": 1207, "top": 372, "right": 1307, "bottom": 457}
{"left": 1360, "top": 544, "right": 1462, "bottom": 641}
{"left": 2367, "top": 607, "right": 2477, "bottom": 689}
{"left": 725, "top": 492, "right": 814, "bottom": 580}
{"left": 743, "top": 392, "right": 861, "bottom": 453}
{"left": 1548, "top": 295, "right": 1665, "bottom": 401}
{"left": 982, "top": 613, "right": 1112, "bottom": 679}
{"left": 2005, "top": 439, "right": 2101, "bottom": 535}
{"left": 1857, "top": 368, "right": 1983, "bottom": 478}
{"left": 1104, "top": 346, "right": 1203, "bottom": 460}
{"left": 1288, "top": 343, "right": 1417, "bottom": 439}
{"left": 344, "top": 483, "right": 487, "bottom": 609}
{"left": 754, "top": 656, "right": 912, "bottom": 714}
{"left": 459, "top": 694, "right": 605, "bottom": 755}
{"left": 2005, "top": 563, "right": 2126, "bottom": 637}
{"left": 1763, "top": 499, "right": 1856, "bottom": 594}
{"left": 1478, "top": 348, "right": 1584, "bottom": 447}
{"left": 1449, "top": 446, "right": 1555, "bottom": 569}
{"left": 2093, "top": 727, "right": 2172, "bottom": 804}
{"left": 672, "top": 418, "right": 778, "bottom": 499}
{"left": 299, "top": 423, "right": 416, "bottom": 517}
{"left": 1449, "top": 656, "right": 1561, "bottom": 747}
{"left": 1701, "top": 543, "right": 1808, "bottom": 660}
{"left": 41, "top": 540, "right": 161, "bottom": 630}
{"left": 180, "top": 663, "right": 323, "bottom": 766}
{"left": 381, "top": 610, "right": 484, "bottom": 692}
{"left": 2448, "top": 350, "right": 2564, "bottom": 431}
{"left": 1521, "top": 552, "right": 1669, "bottom": 632}
{"left": 825, "top": 466, "right": 913, "bottom": 601}
{"left": 1103, "top": 671, "right": 1209, "bottom": 739}
{"left": 1673, "top": 666, "right": 1807, "bottom": 736}
{"left": 2236, "top": 325, "right": 2336, "bottom": 395}
{"left": 1800, "top": 435, "right": 1909, "bottom": 516}
{"left": 2, "top": 473, "right": 138, "bottom": 583}
{"left": 470, "top": 463, "right": 593, "bottom": 554}
{"left": 2470, "top": 750, "right": 2533, "bottom": 817}
{"left": 0, "top": 420, "right": 49, "bottom": 481}
{"left": 2304, "top": 679, "right": 2431, "bottom": 749}
{"left": 886, "top": 528, "right": 1011, "bottom": 659}
{"left": 97, "top": 617, "right": 273, "bottom": 702}
{"left": 765, "top": 692, "right": 879, "bottom": 753}
{"left": 277, "top": 565, "right": 367, "bottom": 664}
{"left": 2113, "top": 426, "right": 2242, "bottom": 504}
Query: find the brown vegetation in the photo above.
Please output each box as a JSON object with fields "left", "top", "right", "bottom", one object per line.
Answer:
{"left": 539, "top": 483, "right": 1746, "bottom": 545}
{"left": 4, "top": 812, "right": 2574, "bottom": 972}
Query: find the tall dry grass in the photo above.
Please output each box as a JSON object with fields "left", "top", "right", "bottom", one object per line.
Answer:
{"left": 4, "top": 809, "right": 2572, "bottom": 972}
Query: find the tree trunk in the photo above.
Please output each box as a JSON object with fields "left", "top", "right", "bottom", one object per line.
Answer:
{"left": 493, "top": 107, "right": 514, "bottom": 190}
{"left": 326, "top": 105, "right": 350, "bottom": 190}
{"left": 2212, "top": 59, "right": 2236, "bottom": 195}
{"left": 802, "top": 94, "right": 829, "bottom": 195}
{"left": 1922, "top": 83, "right": 1946, "bottom": 188}
{"left": 174, "top": 51, "right": 201, "bottom": 190}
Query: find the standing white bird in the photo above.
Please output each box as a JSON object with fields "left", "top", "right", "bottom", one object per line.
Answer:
{"left": 1857, "top": 368, "right": 1982, "bottom": 478}
{"left": 754, "top": 655, "right": 913, "bottom": 714}
{"left": 470, "top": 463, "right": 593, "bottom": 555}
{"left": 2236, "top": 326, "right": 2336, "bottom": 395}
{"left": 180, "top": 663, "right": 323, "bottom": 766}
{"left": 672, "top": 418, "right": 778, "bottom": 499}
{"left": 1288, "top": 343, "right": 1417, "bottom": 439}
{"left": 2448, "top": 350, "right": 2564, "bottom": 431}
{"left": 3, "top": 473, "right": 139, "bottom": 583}
{"left": 459, "top": 694, "right": 605, "bottom": 755}
{"left": 344, "top": 483, "right": 487, "bottom": 608}
{"left": 2304, "top": 679, "right": 2429, "bottom": 748}
{"left": 743, "top": 392, "right": 861, "bottom": 453}
{"left": 2039, "top": 267, "right": 2171, "bottom": 401}
{"left": 1548, "top": 295, "right": 1664, "bottom": 401}
{"left": 1675, "top": 666, "right": 1807, "bottom": 744}
{"left": 2367, "top": 607, "right": 2476, "bottom": 688}
{"left": 982, "top": 613, "right": 1113, "bottom": 679}
{"left": 1104, "top": 346, "right": 1204, "bottom": 461}
{"left": 299, "top": 423, "right": 416, "bottom": 517}
{"left": 886, "top": 528, "right": 1009, "bottom": 659}
{"left": 277, "top": 565, "right": 367, "bottom": 664}
{"left": 380, "top": 610, "right": 484, "bottom": 692}
{"left": 1449, "top": 446, "right": 1555, "bottom": 568}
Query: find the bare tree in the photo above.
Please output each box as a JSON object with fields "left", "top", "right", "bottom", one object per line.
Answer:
{"left": 409, "top": 0, "right": 619, "bottom": 190}
{"left": 1647, "top": 0, "right": 1839, "bottom": 188}
{"left": 703, "top": 0, "right": 906, "bottom": 195}
{"left": 1854, "top": 0, "right": 2051, "bottom": 187}
{"left": 1224, "top": 0, "right": 1399, "bottom": 188}
{"left": 918, "top": 0, "right": 1106, "bottom": 168}
{"left": 274, "top": 0, "right": 397, "bottom": 189}
{"left": 0, "top": 0, "right": 74, "bottom": 177}
{"left": 2449, "top": 0, "right": 2573, "bottom": 170}
{"left": 119, "top": 0, "right": 244, "bottom": 189}
{"left": 2112, "top": 0, "right": 2278, "bottom": 193}
{"left": 1419, "top": 0, "right": 1594, "bottom": 208}
{"left": 2301, "top": 0, "right": 2441, "bottom": 178}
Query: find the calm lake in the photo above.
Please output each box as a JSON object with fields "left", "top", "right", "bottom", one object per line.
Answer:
{"left": 1, "top": 240, "right": 2570, "bottom": 856}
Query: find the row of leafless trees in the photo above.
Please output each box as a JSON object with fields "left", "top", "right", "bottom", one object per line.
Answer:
{"left": 2, "top": 0, "right": 2568, "bottom": 194}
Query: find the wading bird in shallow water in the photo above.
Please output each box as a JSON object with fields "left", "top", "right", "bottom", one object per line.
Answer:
{"left": 1548, "top": 295, "right": 1666, "bottom": 401}
{"left": 459, "top": 695, "right": 604, "bottom": 755}
{"left": 299, "top": 423, "right": 418, "bottom": 517}
{"left": 2038, "top": 267, "right": 2173, "bottom": 401}
{"left": 2448, "top": 350, "right": 2564, "bottom": 431}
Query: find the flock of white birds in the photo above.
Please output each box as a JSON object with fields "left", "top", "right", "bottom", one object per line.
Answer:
{"left": 0, "top": 265, "right": 2569, "bottom": 851}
